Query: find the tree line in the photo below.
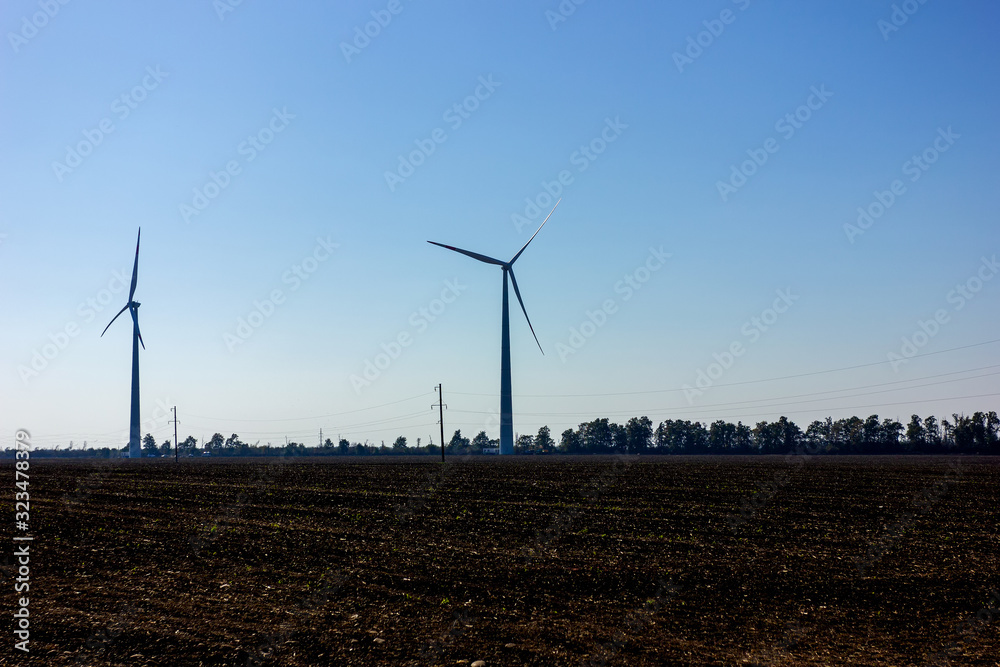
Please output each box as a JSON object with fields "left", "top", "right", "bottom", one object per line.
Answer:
{"left": 9, "top": 411, "right": 996, "bottom": 458}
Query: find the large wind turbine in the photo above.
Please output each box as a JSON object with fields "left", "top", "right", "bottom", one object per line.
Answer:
{"left": 428, "top": 199, "right": 560, "bottom": 455}
{"left": 102, "top": 228, "right": 145, "bottom": 459}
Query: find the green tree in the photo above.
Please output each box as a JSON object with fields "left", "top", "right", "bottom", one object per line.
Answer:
{"left": 624, "top": 416, "right": 653, "bottom": 453}
{"left": 514, "top": 434, "right": 534, "bottom": 453}
{"left": 534, "top": 425, "right": 555, "bottom": 454}
{"left": 159, "top": 439, "right": 172, "bottom": 456}
{"left": 471, "top": 431, "right": 491, "bottom": 454}
{"left": 207, "top": 433, "right": 225, "bottom": 452}
{"left": 922, "top": 416, "right": 940, "bottom": 450}
{"left": 448, "top": 430, "right": 470, "bottom": 454}
{"left": 559, "top": 428, "right": 582, "bottom": 453}
{"left": 179, "top": 436, "right": 197, "bottom": 454}
{"left": 393, "top": 436, "right": 408, "bottom": 451}
{"left": 142, "top": 434, "right": 157, "bottom": 456}
{"left": 580, "top": 418, "right": 614, "bottom": 453}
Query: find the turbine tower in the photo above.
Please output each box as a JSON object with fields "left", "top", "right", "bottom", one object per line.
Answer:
{"left": 428, "top": 199, "right": 560, "bottom": 455}
{"left": 102, "top": 228, "right": 145, "bottom": 459}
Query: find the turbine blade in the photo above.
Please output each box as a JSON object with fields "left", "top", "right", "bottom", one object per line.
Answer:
{"left": 427, "top": 241, "right": 504, "bottom": 266}
{"left": 128, "top": 228, "right": 140, "bottom": 301}
{"left": 101, "top": 303, "right": 130, "bottom": 337}
{"left": 130, "top": 307, "right": 145, "bottom": 350}
{"left": 508, "top": 269, "right": 543, "bottom": 355}
{"left": 510, "top": 198, "right": 560, "bottom": 265}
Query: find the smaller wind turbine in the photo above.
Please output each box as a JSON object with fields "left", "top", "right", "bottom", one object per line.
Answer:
{"left": 102, "top": 228, "right": 145, "bottom": 459}
{"left": 428, "top": 199, "right": 560, "bottom": 455}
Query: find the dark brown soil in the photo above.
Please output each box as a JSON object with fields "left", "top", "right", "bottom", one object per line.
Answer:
{"left": 4, "top": 455, "right": 999, "bottom": 666}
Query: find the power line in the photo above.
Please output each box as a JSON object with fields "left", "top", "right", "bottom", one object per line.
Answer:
{"left": 183, "top": 391, "right": 431, "bottom": 423}
{"left": 449, "top": 337, "right": 1000, "bottom": 399}
{"left": 447, "top": 367, "right": 1000, "bottom": 418}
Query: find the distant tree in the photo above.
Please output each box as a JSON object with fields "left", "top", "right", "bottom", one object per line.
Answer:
{"left": 160, "top": 439, "right": 172, "bottom": 456}
{"left": 923, "top": 416, "right": 941, "bottom": 450}
{"left": 323, "top": 438, "right": 334, "bottom": 449}
{"left": 776, "top": 416, "right": 802, "bottom": 453}
{"left": 142, "top": 434, "right": 157, "bottom": 456}
{"left": 881, "top": 418, "right": 903, "bottom": 453}
{"left": 987, "top": 411, "right": 1000, "bottom": 452}
{"left": 654, "top": 421, "right": 668, "bottom": 451}
{"left": 393, "top": 436, "right": 408, "bottom": 451}
{"left": 534, "top": 426, "right": 555, "bottom": 454}
{"left": 471, "top": 431, "right": 491, "bottom": 454}
{"left": 559, "top": 428, "right": 582, "bottom": 453}
{"left": 752, "top": 421, "right": 778, "bottom": 454}
{"left": 905, "top": 415, "right": 925, "bottom": 452}
{"left": 180, "top": 436, "right": 197, "bottom": 454}
{"left": 624, "top": 417, "right": 653, "bottom": 453}
{"left": 207, "top": 433, "right": 225, "bottom": 452}
{"left": 224, "top": 433, "right": 242, "bottom": 449}
{"left": 338, "top": 438, "right": 350, "bottom": 455}
{"left": 806, "top": 419, "right": 831, "bottom": 454}
{"left": 708, "top": 420, "right": 737, "bottom": 454}
{"left": 840, "top": 416, "right": 865, "bottom": 453}
{"left": 734, "top": 421, "right": 753, "bottom": 453}
{"left": 514, "top": 434, "right": 534, "bottom": 454}
{"left": 580, "top": 418, "right": 614, "bottom": 453}
{"left": 448, "top": 430, "right": 470, "bottom": 454}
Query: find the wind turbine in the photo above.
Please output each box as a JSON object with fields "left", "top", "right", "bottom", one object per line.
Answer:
{"left": 428, "top": 199, "right": 560, "bottom": 455}
{"left": 102, "top": 228, "right": 145, "bottom": 459}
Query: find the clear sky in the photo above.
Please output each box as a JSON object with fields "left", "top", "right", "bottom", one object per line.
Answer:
{"left": 2, "top": 1, "right": 998, "bottom": 450}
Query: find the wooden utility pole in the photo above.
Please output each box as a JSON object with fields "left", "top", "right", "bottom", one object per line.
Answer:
{"left": 433, "top": 384, "right": 447, "bottom": 462}
{"left": 170, "top": 406, "right": 179, "bottom": 463}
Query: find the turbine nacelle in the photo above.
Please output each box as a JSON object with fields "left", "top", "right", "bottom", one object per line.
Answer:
{"left": 102, "top": 229, "right": 144, "bottom": 349}
{"left": 427, "top": 198, "right": 559, "bottom": 354}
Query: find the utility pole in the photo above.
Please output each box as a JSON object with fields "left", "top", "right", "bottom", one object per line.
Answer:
{"left": 433, "top": 384, "right": 447, "bottom": 462}
{"left": 170, "top": 406, "right": 179, "bottom": 463}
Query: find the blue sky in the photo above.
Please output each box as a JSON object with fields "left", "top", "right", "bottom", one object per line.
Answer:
{"left": 2, "top": 0, "right": 998, "bottom": 449}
